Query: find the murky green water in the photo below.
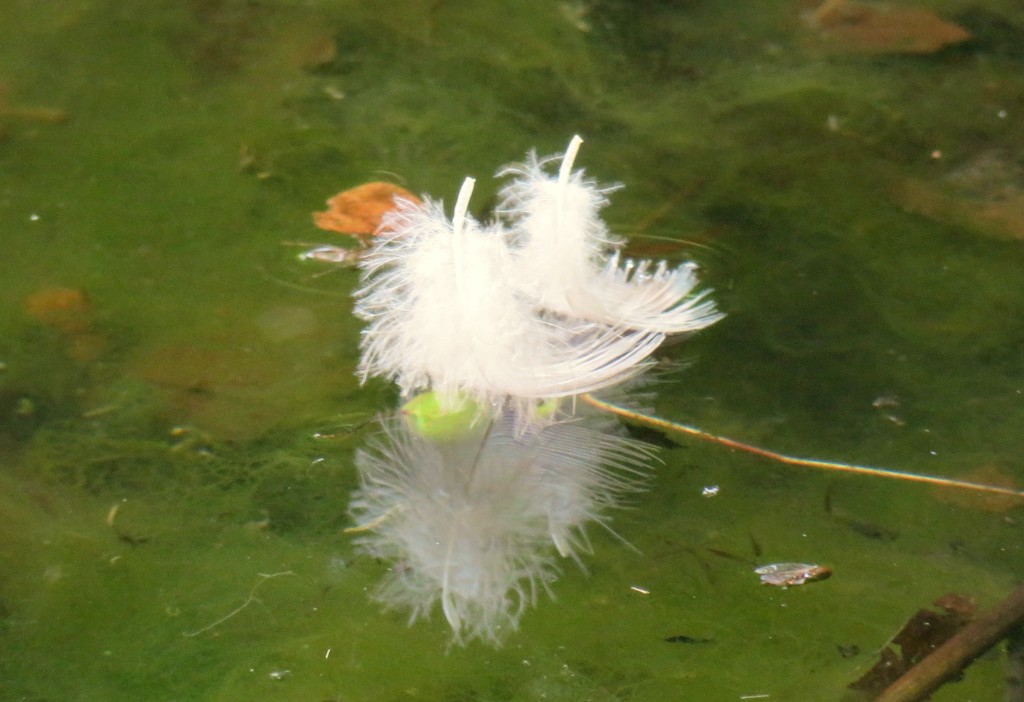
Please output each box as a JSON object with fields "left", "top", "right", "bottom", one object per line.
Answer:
{"left": 2, "top": 1, "right": 1023, "bottom": 700}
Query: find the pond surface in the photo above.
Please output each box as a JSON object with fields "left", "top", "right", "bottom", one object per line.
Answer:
{"left": 1, "top": 1, "right": 1023, "bottom": 700}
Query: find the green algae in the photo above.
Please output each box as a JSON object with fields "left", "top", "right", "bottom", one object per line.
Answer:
{"left": 2, "top": 0, "right": 1024, "bottom": 700}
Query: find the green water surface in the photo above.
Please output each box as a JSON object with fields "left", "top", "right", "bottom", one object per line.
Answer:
{"left": 2, "top": 1, "right": 1023, "bottom": 700}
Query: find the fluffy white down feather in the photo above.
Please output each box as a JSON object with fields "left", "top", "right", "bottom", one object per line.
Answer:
{"left": 495, "top": 136, "right": 621, "bottom": 312}
{"left": 496, "top": 136, "right": 724, "bottom": 334}
{"left": 354, "top": 178, "right": 663, "bottom": 414}
{"left": 347, "top": 412, "right": 651, "bottom": 644}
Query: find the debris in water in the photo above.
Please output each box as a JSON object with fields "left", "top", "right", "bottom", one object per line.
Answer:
{"left": 664, "top": 634, "right": 714, "bottom": 644}
{"left": 848, "top": 593, "right": 976, "bottom": 696}
{"left": 23, "top": 286, "right": 105, "bottom": 361}
{"left": 313, "top": 182, "right": 421, "bottom": 245}
{"left": 930, "top": 464, "right": 1022, "bottom": 513}
{"left": 755, "top": 562, "right": 832, "bottom": 587}
{"left": 803, "top": 0, "right": 972, "bottom": 54}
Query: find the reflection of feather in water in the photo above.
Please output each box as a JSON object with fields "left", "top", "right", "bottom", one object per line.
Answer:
{"left": 348, "top": 412, "right": 652, "bottom": 644}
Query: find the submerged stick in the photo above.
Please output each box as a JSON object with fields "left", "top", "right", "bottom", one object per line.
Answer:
{"left": 1008, "top": 625, "right": 1024, "bottom": 702}
{"left": 581, "top": 394, "right": 1024, "bottom": 500}
{"left": 875, "top": 585, "right": 1024, "bottom": 702}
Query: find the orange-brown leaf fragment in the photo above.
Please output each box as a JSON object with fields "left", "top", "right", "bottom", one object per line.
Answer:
{"left": 891, "top": 149, "right": 1024, "bottom": 241}
{"left": 806, "top": 0, "right": 972, "bottom": 54}
{"left": 313, "top": 182, "right": 420, "bottom": 243}
{"left": 24, "top": 286, "right": 105, "bottom": 362}
{"left": 24, "top": 287, "right": 92, "bottom": 336}
{"left": 931, "top": 465, "right": 1023, "bottom": 513}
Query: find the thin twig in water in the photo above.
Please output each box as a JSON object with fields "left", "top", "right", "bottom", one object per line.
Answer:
{"left": 581, "top": 394, "right": 1024, "bottom": 500}
{"left": 182, "top": 571, "right": 295, "bottom": 637}
{"left": 1005, "top": 624, "right": 1024, "bottom": 702}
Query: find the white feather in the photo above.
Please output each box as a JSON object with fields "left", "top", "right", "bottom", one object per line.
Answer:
{"left": 580, "top": 252, "right": 726, "bottom": 334}
{"left": 496, "top": 135, "right": 724, "bottom": 334}
{"left": 347, "top": 412, "right": 651, "bottom": 644}
{"left": 353, "top": 177, "right": 664, "bottom": 417}
{"left": 495, "top": 136, "right": 621, "bottom": 314}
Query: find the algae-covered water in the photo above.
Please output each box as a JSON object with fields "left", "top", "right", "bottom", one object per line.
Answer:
{"left": 2, "top": 1, "right": 1023, "bottom": 700}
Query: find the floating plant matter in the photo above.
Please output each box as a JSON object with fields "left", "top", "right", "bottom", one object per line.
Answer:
{"left": 755, "top": 562, "right": 833, "bottom": 588}
{"left": 313, "top": 181, "right": 421, "bottom": 245}
{"left": 802, "top": 0, "right": 971, "bottom": 54}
